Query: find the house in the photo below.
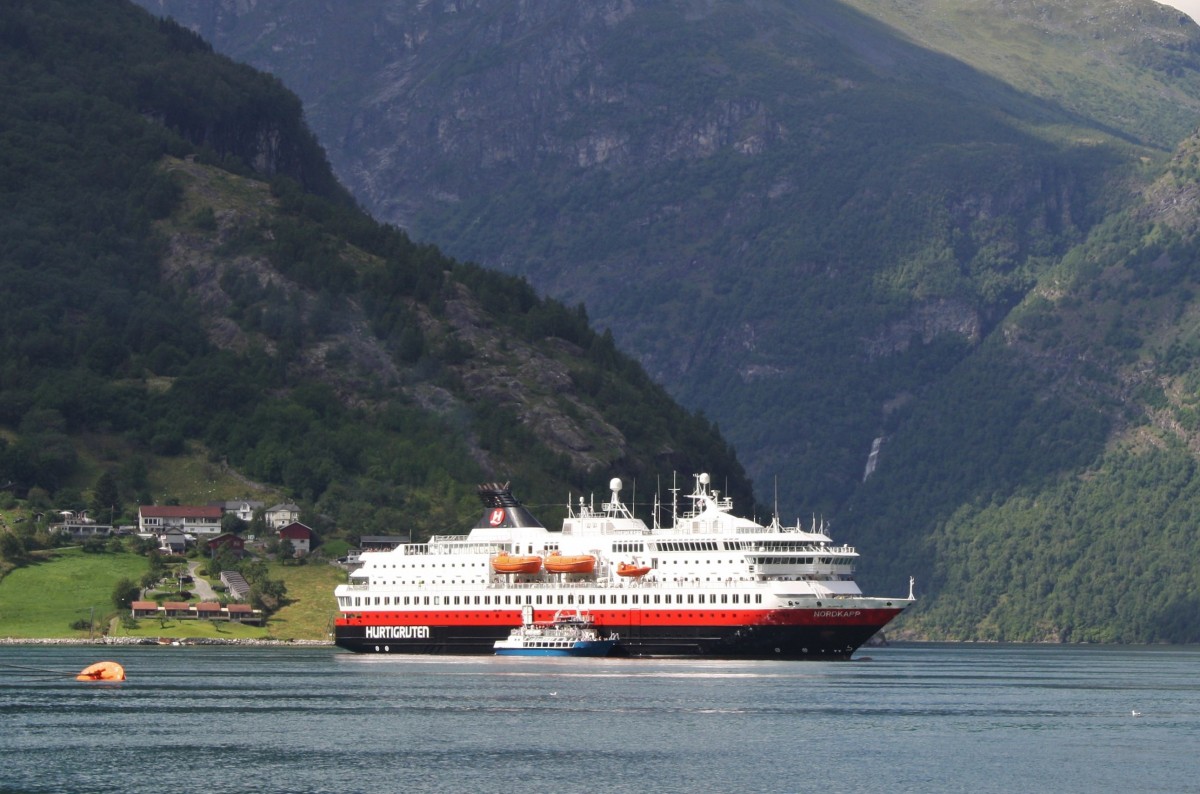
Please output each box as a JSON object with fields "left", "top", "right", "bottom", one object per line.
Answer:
{"left": 130, "top": 601, "right": 160, "bottom": 619}
{"left": 128, "top": 601, "right": 264, "bottom": 624}
{"left": 205, "top": 533, "right": 246, "bottom": 556}
{"left": 51, "top": 510, "right": 112, "bottom": 540}
{"left": 160, "top": 528, "right": 188, "bottom": 554}
{"left": 220, "top": 571, "right": 251, "bottom": 601}
{"left": 277, "top": 521, "right": 314, "bottom": 557}
{"left": 217, "top": 500, "right": 263, "bottom": 522}
{"left": 57, "top": 522, "right": 113, "bottom": 541}
{"left": 225, "top": 603, "right": 260, "bottom": 623}
{"left": 194, "top": 602, "right": 222, "bottom": 620}
{"left": 138, "top": 505, "right": 223, "bottom": 537}
{"left": 264, "top": 503, "right": 301, "bottom": 529}
{"left": 161, "top": 601, "right": 191, "bottom": 618}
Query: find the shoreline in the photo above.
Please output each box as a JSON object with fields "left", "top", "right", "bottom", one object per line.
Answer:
{"left": 0, "top": 637, "right": 335, "bottom": 647}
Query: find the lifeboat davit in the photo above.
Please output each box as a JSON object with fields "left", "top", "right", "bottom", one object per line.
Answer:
{"left": 76, "top": 661, "right": 125, "bottom": 681}
{"left": 491, "top": 552, "right": 543, "bottom": 574}
{"left": 544, "top": 552, "right": 597, "bottom": 574}
{"left": 617, "top": 562, "right": 651, "bottom": 578}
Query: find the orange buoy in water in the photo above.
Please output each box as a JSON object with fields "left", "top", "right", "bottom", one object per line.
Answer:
{"left": 76, "top": 661, "right": 125, "bottom": 681}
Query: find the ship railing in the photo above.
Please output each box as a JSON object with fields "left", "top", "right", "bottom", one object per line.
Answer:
{"left": 744, "top": 543, "right": 857, "bottom": 554}
{"left": 342, "top": 577, "right": 763, "bottom": 592}
{"left": 485, "top": 577, "right": 761, "bottom": 591}
{"left": 745, "top": 563, "right": 855, "bottom": 576}
{"left": 656, "top": 523, "right": 736, "bottom": 536}
{"left": 564, "top": 521, "right": 653, "bottom": 535}
{"left": 652, "top": 523, "right": 826, "bottom": 537}
{"left": 399, "top": 540, "right": 503, "bottom": 556}
{"left": 341, "top": 569, "right": 854, "bottom": 593}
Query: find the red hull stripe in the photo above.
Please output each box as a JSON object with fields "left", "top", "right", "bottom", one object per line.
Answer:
{"left": 335, "top": 608, "right": 903, "bottom": 628}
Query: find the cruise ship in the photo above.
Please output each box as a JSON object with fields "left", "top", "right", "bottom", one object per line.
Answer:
{"left": 333, "top": 473, "right": 914, "bottom": 658}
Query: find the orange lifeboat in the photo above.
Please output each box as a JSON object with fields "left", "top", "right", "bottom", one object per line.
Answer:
{"left": 76, "top": 661, "right": 125, "bottom": 681}
{"left": 544, "top": 552, "right": 597, "bottom": 574}
{"left": 617, "top": 562, "right": 651, "bottom": 577}
{"left": 491, "top": 552, "right": 543, "bottom": 574}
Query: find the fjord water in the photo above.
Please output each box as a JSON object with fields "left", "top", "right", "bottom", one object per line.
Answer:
{"left": 2, "top": 644, "right": 1197, "bottom": 793}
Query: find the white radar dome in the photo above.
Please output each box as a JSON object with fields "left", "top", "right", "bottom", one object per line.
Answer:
{"left": 699, "top": 473, "right": 710, "bottom": 485}
{"left": 609, "top": 477, "right": 623, "bottom": 492}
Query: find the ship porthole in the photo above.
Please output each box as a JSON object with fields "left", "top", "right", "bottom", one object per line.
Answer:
{"left": 815, "top": 601, "right": 822, "bottom": 606}
{"left": 384, "top": 646, "right": 390, "bottom": 652}
{"left": 774, "top": 647, "right": 781, "bottom": 653}
{"left": 374, "top": 646, "right": 380, "bottom": 652}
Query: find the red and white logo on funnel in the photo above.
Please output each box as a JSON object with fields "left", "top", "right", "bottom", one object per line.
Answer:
{"left": 488, "top": 508, "right": 506, "bottom": 526}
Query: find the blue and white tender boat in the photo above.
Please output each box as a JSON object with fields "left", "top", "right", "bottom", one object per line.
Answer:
{"left": 493, "top": 606, "right": 618, "bottom": 657}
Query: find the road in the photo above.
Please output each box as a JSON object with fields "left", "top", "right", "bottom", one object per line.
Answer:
{"left": 187, "top": 561, "right": 220, "bottom": 601}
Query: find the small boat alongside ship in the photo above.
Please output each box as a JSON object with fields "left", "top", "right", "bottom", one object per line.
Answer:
{"left": 493, "top": 606, "right": 617, "bottom": 657}
{"left": 334, "top": 471, "right": 914, "bottom": 659}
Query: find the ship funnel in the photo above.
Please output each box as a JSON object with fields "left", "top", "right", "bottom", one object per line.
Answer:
{"left": 474, "top": 483, "right": 545, "bottom": 529}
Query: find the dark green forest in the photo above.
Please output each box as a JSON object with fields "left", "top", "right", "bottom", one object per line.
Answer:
{"left": 846, "top": 131, "right": 1200, "bottom": 642}
{"left": 0, "top": 0, "right": 750, "bottom": 561}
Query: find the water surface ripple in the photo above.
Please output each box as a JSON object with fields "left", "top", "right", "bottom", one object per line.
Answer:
{"left": 2, "top": 643, "right": 1196, "bottom": 793}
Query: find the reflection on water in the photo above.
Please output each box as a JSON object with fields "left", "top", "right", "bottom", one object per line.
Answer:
{"left": 2, "top": 643, "right": 1198, "bottom": 793}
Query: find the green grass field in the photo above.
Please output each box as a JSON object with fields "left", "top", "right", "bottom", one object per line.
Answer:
{"left": 0, "top": 548, "right": 147, "bottom": 638}
{"left": 258, "top": 562, "right": 345, "bottom": 640}
{"left": 1, "top": 550, "right": 345, "bottom": 641}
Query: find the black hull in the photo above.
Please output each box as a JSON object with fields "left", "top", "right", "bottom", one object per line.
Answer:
{"left": 334, "top": 621, "right": 885, "bottom": 660}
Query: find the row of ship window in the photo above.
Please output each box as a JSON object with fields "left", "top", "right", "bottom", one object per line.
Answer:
{"left": 371, "top": 558, "right": 753, "bottom": 569}
{"left": 749, "top": 557, "right": 842, "bottom": 566}
{"left": 343, "top": 592, "right": 767, "bottom": 607}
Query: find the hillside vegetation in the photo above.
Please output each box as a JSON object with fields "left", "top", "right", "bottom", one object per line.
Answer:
{"left": 125, "top": 0, "right": 1200, "bottom": 643}
{"left": 849, "top": 129, "right": 1200, "bottom": 641}
{"left": 0, "top": 0, "right": 751, "bottom": 577}
{"left": 134, "top": 0, "right": 1198, "bottom": 513}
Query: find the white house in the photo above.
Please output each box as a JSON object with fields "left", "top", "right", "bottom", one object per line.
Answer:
{"left": 265, "top": 503, "right": 301, "bottom": 529}
{"left": 219, "top": 500, "right": 264, "bottom": 522}
{"left": 138, "top": 505, "right": 223, "bottom": 536}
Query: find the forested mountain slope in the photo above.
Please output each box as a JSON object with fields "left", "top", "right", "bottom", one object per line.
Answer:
{"left": 124, "top": 0, "right": 1200, "bottom": 641}
{"left": 849, "top": 130, "right": 1200, "bottom": 641}
{"left": 131, "top": 0, "right": 1200, "bottom": 514}
{"left": 0, "top": 0, "right": 750, "bottom": 545}
{"left": 844, "top": 0, "right": 1200, "bottom": 150}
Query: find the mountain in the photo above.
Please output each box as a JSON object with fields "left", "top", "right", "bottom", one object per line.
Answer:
{"left": 0, "top": 0, "right": 751, "bottom": 551}
{"left": 844, "top": 0, "right": 1200, "bottom": 150}
{"left": 129, "top": 0, "right": 1200, "bottom": 512}
{"left": 849, "top": 129, "right": 1200, "bottom": 641}
{"left": 71, "top": 0, "right": 1200, "bottom": 641}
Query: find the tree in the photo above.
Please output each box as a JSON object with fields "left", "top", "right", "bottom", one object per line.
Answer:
{"left": 147, "top": 548, "right": 166, "bottom": 581}
{"left": 90, "top": 471, "right": 121, "bottom": 523}
{"left": 0, "top": 530, "right": 26, "bottom": 565}
{"left": 112, "top": 577, "right": 139, "bottom": 609}
{"left": 249, "top": 577, "right": 287, "bottom": 612}
{"left": 221, "top": 512, "right": 248, "bottom": 535}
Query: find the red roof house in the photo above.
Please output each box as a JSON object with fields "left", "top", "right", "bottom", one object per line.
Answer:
{"left": 278, "top": 521, "right": 314, "bottom": 557}
{"left": 205, "top": 533, "right": 246, "bottom": 556}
